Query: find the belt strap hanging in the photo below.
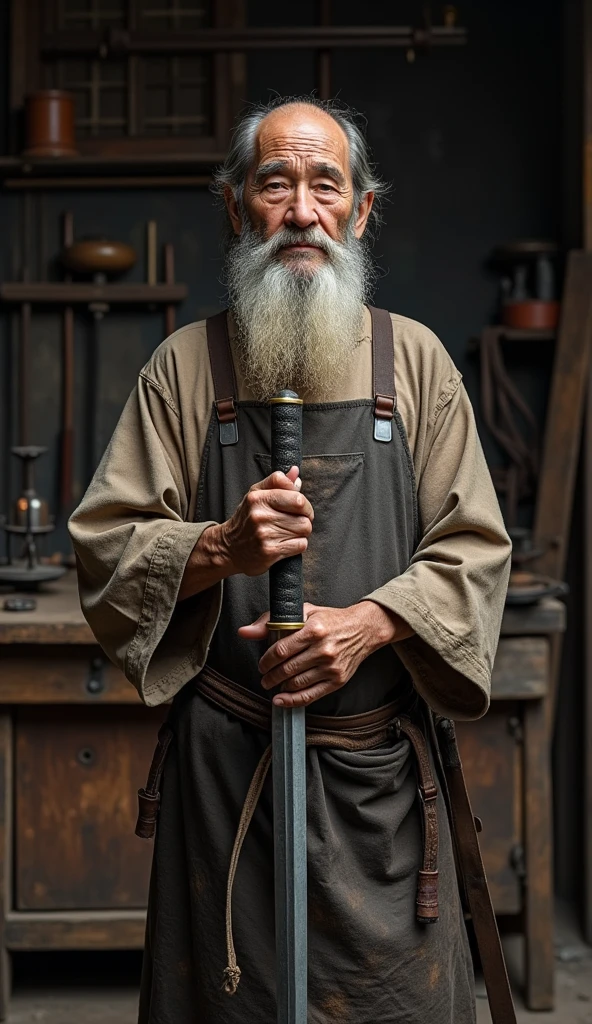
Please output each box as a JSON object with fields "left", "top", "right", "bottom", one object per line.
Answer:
{"left": 436, "top": 717, "right": 517, "bottom": 1024}
{"left": 369, "top": 306, "right": 397, "bottom": 442}
{"left": 206, "top": 310, "right": 239, "bottom": 445}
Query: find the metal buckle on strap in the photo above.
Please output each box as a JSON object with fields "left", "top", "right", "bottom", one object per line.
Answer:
{"left": 215, "top": 397, "right": 238, "bottom": 446}
{"left": 374, "top": 394, "right": 394, "bottom": 442}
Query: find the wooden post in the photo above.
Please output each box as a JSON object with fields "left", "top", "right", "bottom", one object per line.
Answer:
{"left": 584, "top": 0, "right": 592, "bottom": 946}
{"left": 0, "top": 716, "right": 13, "bottom": 1021}
{"left": 523, "top": 695, "right": 554, "bottom": 1010}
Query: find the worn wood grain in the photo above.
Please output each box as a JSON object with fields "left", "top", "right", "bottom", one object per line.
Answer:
{"left": 15, "top": 706, "right": 164, "bottom": 911}
{"left": 0, "top": 573, "right": 93, "bottom": 645}
{"left": 0, "top": 649, "right": 140, "bottom": 704}
{"left": 523, "top": 698, "right": 554, "bottom": 1010}
{"left": 490, "top": 637, "right": 549, "bottom": 700}
{"left": 533, "top": 251, "right": 592, "bottom": 579}
{"left": 500, "top": 598, "right": 565, "bottom": 637}
{"left": 456, "top": 705, "right": 523, "bottom": 914}
{"left": 5, "top": 910, "right": 146, "bottom": 950}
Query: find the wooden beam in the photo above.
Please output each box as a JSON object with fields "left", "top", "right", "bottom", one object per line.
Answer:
{"left": 40, "top": 26, "right": 468, "bottom": 55}
{"left": 533, "top": 250, "right": 592, "bottom": 578}
{"left": 584, "top": 0, "right": 592, "bottom": 946}
{"left": 0, "top": 717, "right": 13, "bottom": 1021}
{"left": 0, "top": 283, "right": 187, "bottom": 305}
{"left": 5, "top": 910, "right": 146, "bottom": 950}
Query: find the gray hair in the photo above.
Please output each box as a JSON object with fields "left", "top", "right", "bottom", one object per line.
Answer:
{"left": 212, "top": 95, "right": 389, "bottom": 239}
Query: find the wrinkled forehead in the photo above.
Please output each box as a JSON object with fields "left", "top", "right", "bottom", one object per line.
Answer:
{"left": 251, "top": 105, "right": 352, "bottom": 180}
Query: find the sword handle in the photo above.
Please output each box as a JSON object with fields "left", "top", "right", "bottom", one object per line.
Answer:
{"left": 268, "top": 390, "right": 308, "bottom": 1024}
{"left": 269, "top": 391, "right": 304, "bottom": 629}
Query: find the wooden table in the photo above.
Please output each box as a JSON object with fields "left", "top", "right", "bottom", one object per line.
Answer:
{"left": 0, "top": 575, "right": 565, "bottom": 1018}
{"left": 457, "top": 598, "right": 566, "bottom": 1011}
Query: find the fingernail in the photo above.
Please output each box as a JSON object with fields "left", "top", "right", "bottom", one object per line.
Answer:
{"left": 274, "top": 697, "right": 284, "bottom": 706}
{"left": 294, "top": 477, "right": 302, "bottom": 491}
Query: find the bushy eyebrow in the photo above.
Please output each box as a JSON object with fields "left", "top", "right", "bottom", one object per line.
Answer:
{"left": 253, "top": 159, "right": 347, "bottom": 189}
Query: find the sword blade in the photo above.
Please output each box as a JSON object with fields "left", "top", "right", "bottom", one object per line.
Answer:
{"left": 271, "top": 688, "right": 307, "bottom": 1024}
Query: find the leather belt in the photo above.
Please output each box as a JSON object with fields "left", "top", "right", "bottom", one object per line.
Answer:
{"left": 137, "top": 665, "right": 440, "bottom": 993}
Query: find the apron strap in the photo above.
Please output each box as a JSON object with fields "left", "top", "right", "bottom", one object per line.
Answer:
{"left": 369, "top": 306, "right": 397, "bottom": 442}
{"left": 206, "top": 310, "right": 239, "bottom": 445}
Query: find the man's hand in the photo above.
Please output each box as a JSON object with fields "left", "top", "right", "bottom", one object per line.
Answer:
{"left": 178, "top": 467, "right": 314, "bottom": 600}
{"left": 219, "top": 466, "right": 314, "bottom": 577}
{"left": 238, "top": 601, "right": 415, "bottom": 707}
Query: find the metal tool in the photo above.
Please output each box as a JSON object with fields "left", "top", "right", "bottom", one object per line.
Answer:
{"left": 268, "top": 390, "right": 307, "bottom": 1024}
{"left": 0, "top": 446, "right": 65, "bottom": 587}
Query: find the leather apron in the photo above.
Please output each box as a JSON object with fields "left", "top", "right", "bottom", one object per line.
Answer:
{"left": 138, "top": 309, "right": 476, "bottom": 1024}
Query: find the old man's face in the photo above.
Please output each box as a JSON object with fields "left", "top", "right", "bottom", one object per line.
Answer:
{"left": 227, "top": 105, "right": 373, "bottom": 265}
{"left": 223, "top": 104, "right": 375, "bottom": 399}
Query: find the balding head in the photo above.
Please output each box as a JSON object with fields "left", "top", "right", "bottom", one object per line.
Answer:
{"left": 214, "top": 96, "right": 387, "bottom": 241}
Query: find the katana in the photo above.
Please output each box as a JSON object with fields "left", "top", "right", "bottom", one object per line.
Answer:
{"left": 268, "top": 390, "right": 307, "bottom": 1024}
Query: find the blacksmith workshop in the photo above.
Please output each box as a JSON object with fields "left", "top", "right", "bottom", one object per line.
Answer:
{"left": 0, "top": 2, "right": 591, "bottom": 1023}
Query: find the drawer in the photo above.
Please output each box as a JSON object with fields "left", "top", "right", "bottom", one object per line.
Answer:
{"left": 456, "top": 703, "right": 523, "bottom": 915}
{"left": 491, "top": 637, "right": 548, "bottom": 700}
{"left": 15, "top": 704, "right": 166, "bottom": 910}
{"left": 0, "top": 646, "right": 140, "bottom": 703}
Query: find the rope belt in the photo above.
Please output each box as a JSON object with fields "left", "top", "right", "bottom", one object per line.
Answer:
{"left": 136, "top": 665, "right": 440, "bottom": 995}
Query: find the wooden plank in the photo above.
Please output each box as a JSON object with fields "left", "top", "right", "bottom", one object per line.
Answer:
{"left": 0, "top": 572, "right": 94, "bottom": 644}
{"left": 40, "top": 25, "right": 468, "bottom": 53}
{"left": 4, "top": 175, "right": 213, "bottom": 190}
{"left": 0, "top": 651, "right": 139, "bottom": 704}
{"left": 584, "top": 0, "right": 592, "bottom": 949}
{"left": 5, "top": 910, "right": 146, "bottom": 950}
{"left": 456, "top": 705, "right": 523, "bottom": 914}
{"left": 533, "top": 251, "right": 592, "bottom": 579}
{"left": 15, "top": 705, "right": 163, "bottom": 911}
{"left": 490, "top": 638, "right": 548, "bottom": 700}
{"left": 0, "top": 717, "right": 13, "bottom": 1021}
{"left": 523, "top": 698, "right": 554, "bottom": 1010}
{"left": 0, "top": 283, "right": 187, "bottom": 305}
{"left": 501, "top": 598, "right": 566, "bottom": 637}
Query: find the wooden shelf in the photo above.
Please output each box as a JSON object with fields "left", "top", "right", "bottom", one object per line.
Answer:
{"left": 0, "top": 282, "right": 187, "bottom": 305}
{"left": 41, "top": 25, "right": 468, "bottom": 54}
{"left": 0, "top": 154, "right": 216, "bottom": 189}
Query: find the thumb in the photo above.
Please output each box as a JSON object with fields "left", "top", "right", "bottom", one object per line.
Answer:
{"left": 238, "top": 610, "right": 271, "bottom": 639}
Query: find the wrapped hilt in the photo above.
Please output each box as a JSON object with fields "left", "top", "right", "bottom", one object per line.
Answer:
{"left": 268, "top": 391, "right": 304, "bottom": 630}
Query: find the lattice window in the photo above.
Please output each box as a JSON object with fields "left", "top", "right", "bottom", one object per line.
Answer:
{"left": 11, "top": 0, "right": 242, "bottom": 159}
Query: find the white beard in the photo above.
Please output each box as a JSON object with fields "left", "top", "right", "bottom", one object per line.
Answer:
{"left": 225, "top": 222, "right": 373, "bottom": 400}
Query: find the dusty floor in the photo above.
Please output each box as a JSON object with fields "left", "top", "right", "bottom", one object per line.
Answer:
{"left": 5, "top": 912, "right": 591, "bottom": 1022}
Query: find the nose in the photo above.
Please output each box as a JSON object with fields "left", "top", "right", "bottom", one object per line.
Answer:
{"left": 284, "top": 183, "right": 318, "bottom": 230}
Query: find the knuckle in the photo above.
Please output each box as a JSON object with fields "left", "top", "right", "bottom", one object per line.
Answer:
{"left": 309, "top": 620, "right": 326, "bottom": 640}
{"left": 275, "top": 641, "right": 290, "bottom": 661}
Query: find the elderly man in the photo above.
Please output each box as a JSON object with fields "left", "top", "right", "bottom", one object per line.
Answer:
{"left": 69, "top": 97, "right": 511, "bottom": 1024}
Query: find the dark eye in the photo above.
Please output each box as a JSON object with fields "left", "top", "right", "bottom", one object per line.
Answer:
{"left": 317, "top": 183, "right": 336, "bottom": 192}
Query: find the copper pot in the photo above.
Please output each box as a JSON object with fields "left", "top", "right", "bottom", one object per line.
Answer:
{"left": 23, "top": 91, "right": 77, "bottom": 158}
{"left": 62, "top": 239, "right": 137, "bottom": 276}
{"left": 502, "top": 300, "right": 559, "bottom": 330}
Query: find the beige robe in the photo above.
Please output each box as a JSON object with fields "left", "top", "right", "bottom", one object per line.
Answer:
{"left": 69, "top": 307, "right": 511, "bottom": 719}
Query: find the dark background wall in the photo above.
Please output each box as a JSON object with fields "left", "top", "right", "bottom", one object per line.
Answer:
{"left": 1, "top": 0, "right": 582, "bottom": 905}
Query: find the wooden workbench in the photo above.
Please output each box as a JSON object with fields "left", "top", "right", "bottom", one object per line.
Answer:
{"left": 0, "top": 574, "right": 565, "bottom": 1017}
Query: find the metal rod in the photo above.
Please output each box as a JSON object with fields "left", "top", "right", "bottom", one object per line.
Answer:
{"left": 41, "top": 25, "right": 468, "bottom": 55}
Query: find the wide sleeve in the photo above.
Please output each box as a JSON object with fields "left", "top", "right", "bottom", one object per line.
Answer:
{"left": 68, "top": 374, "right": 221, "bottom": 707}
{"left": 365, "top": 381, "right": 511, "bottom": 720}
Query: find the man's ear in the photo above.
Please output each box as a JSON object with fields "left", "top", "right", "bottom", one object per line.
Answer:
{"left": 353, "top": 191, "right": 374, "bottom": 239}
{"left": 224, "top": 185, "right": 243, "bottom": 236}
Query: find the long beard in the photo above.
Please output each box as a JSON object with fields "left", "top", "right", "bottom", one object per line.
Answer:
{"left": 225, "top": 222, "right": 374, "bottom": 400}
